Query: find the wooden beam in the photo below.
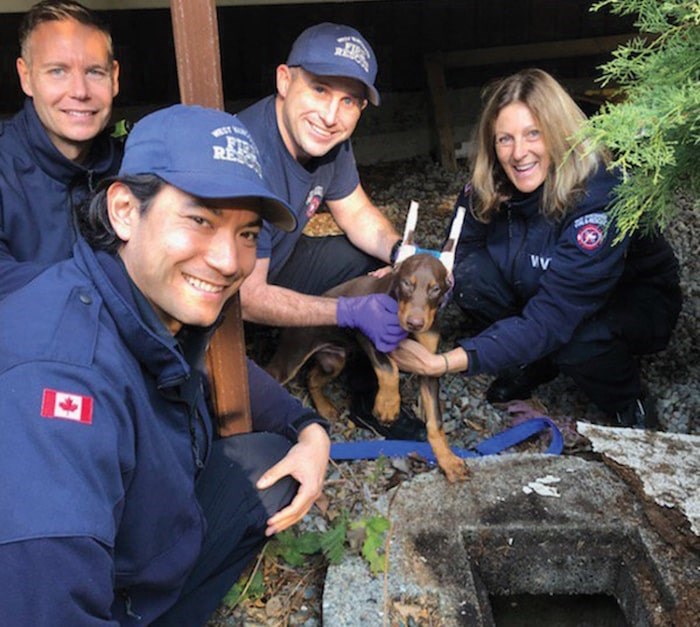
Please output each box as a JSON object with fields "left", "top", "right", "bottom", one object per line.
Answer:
{"left": 424, "top": 34, "right": 636, "bottom": 172}
{"left": 205, "top": 298, "right": 252, "bottom": 436}
{"left": 169, "top": 0, "right": 252, "bottom": 435}
{"left": 441, "top": 33, "right": 637, "bottom": 68}
{"left": 170, "top": 0, "right": 224, "bottom": 110}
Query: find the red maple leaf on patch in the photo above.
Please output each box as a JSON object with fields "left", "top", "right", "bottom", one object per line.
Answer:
{"left": 59, "top": 397, "right": 78, "bottom": 413}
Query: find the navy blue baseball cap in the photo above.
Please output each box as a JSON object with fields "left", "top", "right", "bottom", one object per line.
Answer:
{"left": 119, "top": 105, "right": 296, "bottom": 232}
{"left": 286, "top": 22, "right": 380, "bottom": 106}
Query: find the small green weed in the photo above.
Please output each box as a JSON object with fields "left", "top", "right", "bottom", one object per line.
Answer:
{"left": 222, "top": 565, "right": 265, "bottom": 608}
{"left": 350, "top": 514, "right": 391, "bottom": 575}
{"left": 266, "top": 508, "right": 390, "bottom": 573}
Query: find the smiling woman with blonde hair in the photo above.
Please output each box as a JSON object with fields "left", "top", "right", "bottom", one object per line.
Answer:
{"left": 472, "top": 68, "right": 603, "bottom": 222}
{"left": 392, "top": 68, "right": 681, "bottom": 429}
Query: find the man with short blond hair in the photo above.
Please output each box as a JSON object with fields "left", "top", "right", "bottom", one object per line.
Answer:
{"left": 0, "top": 0, "right": 121, "bottom": 298}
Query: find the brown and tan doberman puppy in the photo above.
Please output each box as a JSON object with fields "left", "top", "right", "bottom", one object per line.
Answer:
{"left": 266, "top": 249, "right": 469, "bottom": 483}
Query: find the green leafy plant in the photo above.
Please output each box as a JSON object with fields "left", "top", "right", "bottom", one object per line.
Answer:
{"left": 266, "top": 509, "right": 390, "bottom": 573}
{"left": 319, "top": 512, "right": 350, "bottom": 565}
{"left": 267, "top": 528, "right": 325, "bottom": 567}
{"left": 223, "top": 510, "right": 392, "bottom": 609}
{"left": 350, "top": 514, "right": 391, "bottom": 575}
{"left": 110, "top": 118, "right": 130, "bottom": 140}
{"left": 581, "top": 0, "right": 699, "bottom": 236}
{"left": 222, "top": 565, "right": 265, "bottom": 607}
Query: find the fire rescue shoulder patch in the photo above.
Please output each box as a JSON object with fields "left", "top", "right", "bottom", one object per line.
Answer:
{"left": 573, "top": 212, "right": 608, "bottom": 252}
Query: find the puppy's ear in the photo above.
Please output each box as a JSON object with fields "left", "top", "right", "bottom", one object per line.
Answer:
{"left": 388, "top": 262, "right": 404, "bottom": 298}
{"left": 395, "top": 200, "right": 419, "bottom": 265}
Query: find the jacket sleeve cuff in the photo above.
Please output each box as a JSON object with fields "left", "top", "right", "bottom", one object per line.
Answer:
{"left": 465, "top": 349, "right": 480, "bottom": 375}
{"left": 288, "top": 411, "right": 331, "bottom": 442}
{"left": 457, "top": 337, "right": 482, "bottom": 375}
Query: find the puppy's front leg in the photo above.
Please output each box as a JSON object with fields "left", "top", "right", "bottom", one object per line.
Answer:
{"left": 416, "top": 331, "right": 469, "bottom": 482}
{"left": 356, "top": 335, "right": 400, "bottom": 424}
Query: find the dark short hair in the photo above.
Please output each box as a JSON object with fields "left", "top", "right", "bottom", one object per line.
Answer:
{"left": 78, "top": 175, "right": 165, "bottom": 253}
{"left": 19, "top": 0, "right": 113, "bottom": 61}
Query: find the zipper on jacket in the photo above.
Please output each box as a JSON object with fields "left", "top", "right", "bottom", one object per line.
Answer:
{"left": 506, "top": 208, "right": 517, "bottom": 283}
{"left": 159, "top": 379, "right": 207, "bottom": 474}
{"left": 189, "top": 408, "right": 206, "bottom": 472}
{"left": 506, "top": 206, "right": 528, "bottom": 291}
{"left": 119, "top": 589, "right": 142, "bottom": 620}
{"left": 188, "top": 382, "right": 206, "bottom": 472}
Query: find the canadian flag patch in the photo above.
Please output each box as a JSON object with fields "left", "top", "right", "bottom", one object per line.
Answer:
{"left": 40, "top": 388, "right": 93, "bottom": 425}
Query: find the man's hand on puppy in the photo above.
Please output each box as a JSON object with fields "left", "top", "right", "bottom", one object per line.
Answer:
{"left": 337, "top": 293, "right": 408, "bottom": 352}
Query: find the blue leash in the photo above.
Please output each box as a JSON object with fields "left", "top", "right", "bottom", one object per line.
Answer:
{"left": 330, "top": 417, "right": 563, "bottom": 463}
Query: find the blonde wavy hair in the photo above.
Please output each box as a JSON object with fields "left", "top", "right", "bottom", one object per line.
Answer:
{"left": 471, "top": 68, "right": 605, "bottom": 222}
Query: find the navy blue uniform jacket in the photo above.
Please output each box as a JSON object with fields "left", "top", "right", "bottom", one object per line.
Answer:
{"left": 0, "top": 238, "right": 320, "bottom": 625}
{"left": 0, "top": 98, "right": 122, "bottom": 298}
{"left": 455, "top": 166, "right": 679, "bottom": 375}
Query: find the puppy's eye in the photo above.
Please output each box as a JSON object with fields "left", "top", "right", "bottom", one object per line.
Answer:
{"left": 429, "top": 285, "right": 442, "bottom": 298}
{"left": 400, "top": 279, "right": 414, "bottom": 293}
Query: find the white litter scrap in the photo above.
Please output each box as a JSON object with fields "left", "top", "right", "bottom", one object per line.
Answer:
{"left": 523, "top": 475, "right": 562, "bottom": 497}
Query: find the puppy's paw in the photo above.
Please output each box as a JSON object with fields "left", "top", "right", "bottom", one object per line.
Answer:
{"left": 439, "top": 453, "right": 470, "bottom": 483}
{"left": 373, "top": 389, "right": 400, "bottom": 424}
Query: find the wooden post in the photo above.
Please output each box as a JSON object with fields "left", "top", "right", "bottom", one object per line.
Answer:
{"left": 169, "top": 0, "right": 252, "bottom": 435}
{"left": 424, "top": 52, "right": 457, "bottom": 172}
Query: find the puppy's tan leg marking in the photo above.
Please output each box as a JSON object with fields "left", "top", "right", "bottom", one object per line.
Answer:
{"left": 416, "top": 330, "right": 469, "bottom": 482}
{"left": 373, "top": 360, "right": 400, "bottom": 424}
{"left": 355, "top": 334, "right": 401, "bottom": 424}
{"left": 420, "top": 378, "right": 469, "bottom": 482}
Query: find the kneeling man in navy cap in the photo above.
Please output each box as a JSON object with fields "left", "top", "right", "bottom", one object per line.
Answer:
{"left": 0, "top": 104, "right": 331, "bottom": 626}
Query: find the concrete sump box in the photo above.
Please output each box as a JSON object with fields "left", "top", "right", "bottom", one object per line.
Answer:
{"left": 323, "top": 453, "right": 699, "bottom": 626}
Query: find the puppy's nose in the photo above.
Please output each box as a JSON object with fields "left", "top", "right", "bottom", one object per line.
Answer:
{"left": 405, "top": 316, "right": 426, "bottom": 333}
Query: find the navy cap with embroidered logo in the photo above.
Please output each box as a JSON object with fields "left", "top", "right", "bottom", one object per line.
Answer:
{"left": 286, "top": 22, "right": 380, "bottom": 106}
{"left": 119, "top": 104, "right": 296, "bottom": 232}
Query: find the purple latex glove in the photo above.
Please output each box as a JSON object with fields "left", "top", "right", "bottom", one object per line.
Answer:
{"left": 336, "top": 294, "right": 409, "bottom": 353}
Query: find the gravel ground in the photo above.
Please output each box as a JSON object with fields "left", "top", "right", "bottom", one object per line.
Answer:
{"left": 360, "top": 158, "right": 700, "bottom": 439}
{"left": 208, "top": 157, "right": 699, "bottom": 626}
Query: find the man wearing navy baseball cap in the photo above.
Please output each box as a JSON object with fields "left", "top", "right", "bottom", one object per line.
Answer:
{"left": 238, "top": 23, "right": 426, "bottom": 440}
{"left": 286, "top": 21, "right": 381, "bottom": 106}
{"left": 237, "top": 23, "right": 402, "bottom": 323}
{"left": 0, "top": 104, "right": 332, "bottom": 626}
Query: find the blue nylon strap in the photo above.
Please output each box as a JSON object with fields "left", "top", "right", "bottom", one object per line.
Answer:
{"left": 413, "top": 246, "right": 441, "bottom": 259}
{"left": 330, "top": 417, "right": 563, "bottom": 462}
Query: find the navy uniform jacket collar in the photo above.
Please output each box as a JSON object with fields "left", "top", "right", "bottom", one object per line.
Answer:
{"left": 19, "top": 97, "right": 119, "bottom": 188}
{"left": 503, "top": 165, "right": 617, "bottom": 221}
{"left": 505, "top": 185, "right": 543, "bottom": 218}
{"left": 73, "top": 238, "right": 194, "bottom": 389}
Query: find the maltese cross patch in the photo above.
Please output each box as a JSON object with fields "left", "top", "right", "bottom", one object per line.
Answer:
{"left": 576, "top": 224, "right": 604, "bottom": 251}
